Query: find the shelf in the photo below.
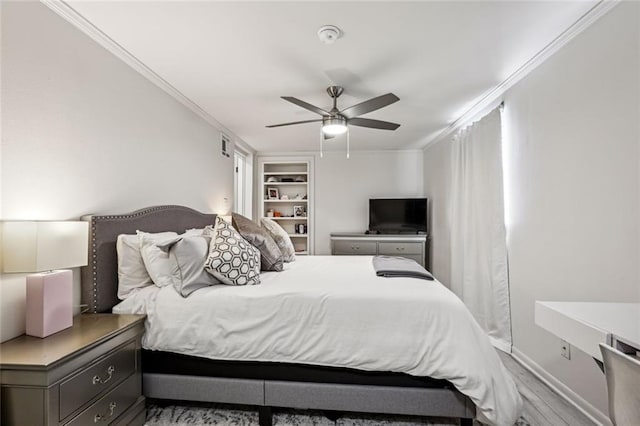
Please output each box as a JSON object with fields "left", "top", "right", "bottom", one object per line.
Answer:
{"left": 263, "top": 217, "right": 307, "bottom": 221}
{"left": 263, "top": 182, "right": 308, "bottom": 186}
{"left": 261, "top": 158, "right": 312, "bottom": 255}
{"left": 264, "top": 172, "right": 308, "bottom": 176}
{"left": 264, "top": 199, "right": 307, "bottom": 203}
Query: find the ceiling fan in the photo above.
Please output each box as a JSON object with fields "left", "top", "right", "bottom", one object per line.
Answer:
{"left": 266, "top": 86, "right": 400, "bottom": 137}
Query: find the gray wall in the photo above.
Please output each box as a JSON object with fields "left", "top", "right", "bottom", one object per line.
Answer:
{"left": 1, "top": 2, "right": 236, "bottom": 341}
{"left": 423, "top": 2, "right": 640, "bottom": 417}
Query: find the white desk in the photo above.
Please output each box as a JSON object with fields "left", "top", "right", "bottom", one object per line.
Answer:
{"left": 535, "top": 301, "right": 640, "bottom": 362}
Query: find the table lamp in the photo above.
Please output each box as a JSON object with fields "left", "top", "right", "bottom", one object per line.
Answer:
{"left": 2, "top": 221, "right": 88, "bottom": 337}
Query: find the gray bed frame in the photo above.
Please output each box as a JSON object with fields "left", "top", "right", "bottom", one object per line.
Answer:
{"left": 81, "top": 205, "right": 475, "bottom": 426}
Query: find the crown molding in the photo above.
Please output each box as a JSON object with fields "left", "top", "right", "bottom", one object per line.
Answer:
{"left": 421, "top": 0, "right": 620, "bottom": 150}
{"left": 40, "top": 0, "right": 617, "bottom": 155}
{"left": 40, "top": 0, "right": 254, "bottom": 153}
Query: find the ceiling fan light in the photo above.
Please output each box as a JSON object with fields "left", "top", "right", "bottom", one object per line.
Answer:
{"left": 322, "top": 117, "right": 348, "bottom": 135}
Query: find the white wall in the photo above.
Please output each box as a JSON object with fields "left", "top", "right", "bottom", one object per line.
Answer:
{"left": 314, "top": 150, "right": 424, "bottom": 255}
{"left": 258, "top": 150, "right": 424, "bottom": 255}
{"left": 424, "top": 2, "right": 639, "bottom": 417}
{"left": 0, "top": 2, "right": 237, "bottom": 341}
{"left": 422, "top": 140, "right": 453, "bottom": 285}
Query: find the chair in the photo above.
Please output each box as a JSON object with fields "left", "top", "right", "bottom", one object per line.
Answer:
{"left": 599, "top": 343, "right": 640, "bottom": 425}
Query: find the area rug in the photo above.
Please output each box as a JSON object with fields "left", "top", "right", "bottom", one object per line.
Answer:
{"left": 145, "top": 402, "right": 531, "bottom": 426}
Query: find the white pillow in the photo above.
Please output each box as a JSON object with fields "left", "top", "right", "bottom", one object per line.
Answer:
{"left": 260, "top": 218, "right": 296, "bottom": 262}
{"left": 116, "top": 231, "right": 177, "bottom": 299}
{"left": 184, "top": 228, "right": 208, "bottom": 236}
{"left": 204, "top": 217, "right": 260, "bottom": 286}
{"left": 138, "top": 231, "right": 180, "bottom": 288}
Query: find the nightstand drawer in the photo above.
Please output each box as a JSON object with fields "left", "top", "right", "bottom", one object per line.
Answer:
{"left": 60, "top": 341, "right": 136, "bottom": 420}
{"left": 378, "top": 242, "right": 422, "bottom": 255}
{"left": 333, "top": 240, "right": 377, "bottom": 255}
{"left": 65, "top": 373, "right": 139, "bottom": 426}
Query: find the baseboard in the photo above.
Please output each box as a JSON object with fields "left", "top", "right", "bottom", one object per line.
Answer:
{"left": 489, "top": 336, "right": 512, "bottom": 353}
{"left": 511, "top": 347, "right": 611, "bottom": 426}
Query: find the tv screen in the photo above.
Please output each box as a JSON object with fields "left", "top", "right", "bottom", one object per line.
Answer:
{"left": 369, "top": 198, "right": 428, "bottom": 234}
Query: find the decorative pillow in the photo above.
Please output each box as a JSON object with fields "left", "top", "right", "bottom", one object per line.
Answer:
{"left": 260, "top": 218, "right": 296, "bottom": 262}
{"left": 232, "top": 213, "right": 283, "bottom": 271}
{"left": 184, "top": 227, "right": 210, "bottom": 236}
{"left": 139, "top": 231, "right": 180, "bottom": 288}
{"left": 157, "top": 235, "right": 221, "bottom": 297}
{"left": 116, "top": 231, "right": 177, "bottom": 299}
{"left": 204, "top": 217, "right": 260, "bottom": 286}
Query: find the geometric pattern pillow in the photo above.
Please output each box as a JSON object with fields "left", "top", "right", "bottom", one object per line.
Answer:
{"left": 260, "top": 218, "right": 296, "bottom": 263}
{"left": 204, "top": 217, "right": 261, "bottom": 286}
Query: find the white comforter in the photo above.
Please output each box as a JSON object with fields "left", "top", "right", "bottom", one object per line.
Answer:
{"left": 114, "top": 255, "right": 522, "bottom": 425}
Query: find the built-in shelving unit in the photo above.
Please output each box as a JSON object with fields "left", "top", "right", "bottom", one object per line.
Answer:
{"left": 257, "top": 157, "right": 313, "bottom": 255}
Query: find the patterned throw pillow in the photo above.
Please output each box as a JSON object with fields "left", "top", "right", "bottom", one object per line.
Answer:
{"left": 260, "top": 218, "right": 295, "bottom": 262}
{"left": 204, "top": 217, "right": 261, "bottom": 286}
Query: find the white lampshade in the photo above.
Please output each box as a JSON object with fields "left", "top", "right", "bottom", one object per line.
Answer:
{"left": 2, "top": 221, "right": 89, "bottom": 273}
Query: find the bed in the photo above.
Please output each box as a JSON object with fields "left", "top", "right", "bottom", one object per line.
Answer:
{"left": 81, "top": 205, "right": 522, "bottom": 426}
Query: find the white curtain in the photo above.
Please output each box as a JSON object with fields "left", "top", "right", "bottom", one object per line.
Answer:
{"left": 450, "top": 107, "right": 512, "bottom": 352}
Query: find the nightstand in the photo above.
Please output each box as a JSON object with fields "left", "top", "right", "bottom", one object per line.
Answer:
{"left": 0, "top": 314, "right": 146, "bottom": 425}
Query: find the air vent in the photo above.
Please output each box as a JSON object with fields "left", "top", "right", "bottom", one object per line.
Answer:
{"left": 221, "top": 134, "right": 231, "bottom": 158}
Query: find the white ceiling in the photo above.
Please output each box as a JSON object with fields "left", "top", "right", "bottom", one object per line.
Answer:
{"left": 65, "top": 1, "right": 599, "bottom": 152}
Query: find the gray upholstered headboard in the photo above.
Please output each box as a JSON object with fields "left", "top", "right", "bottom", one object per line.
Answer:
{"left": 81, "top": 205, "right": 217, "bottom": 313}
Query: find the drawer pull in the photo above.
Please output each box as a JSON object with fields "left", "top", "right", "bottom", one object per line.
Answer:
{"left": 92, "top": 365, "right": 115, "bottom": 385}
{"left": 93, "top": 402, "right": 116, "bottom": 423}
{"left": 351, "top": 246, "right": 360, "bottom": 250}
{"left": 396, "top": 247, "right": 405, "bottom": 251}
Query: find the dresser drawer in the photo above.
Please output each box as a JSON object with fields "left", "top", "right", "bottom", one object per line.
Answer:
{"left": 378, "top": 242, "right": 422, "bottom": 255}
{"left": 60, "top": 341, "right": 136, "bottom": 420}
{"left": 333, "top": 240, "right": 377, "bottom": 255}
{"left": 65, "top": 373, "right": 139, "bottom": 426}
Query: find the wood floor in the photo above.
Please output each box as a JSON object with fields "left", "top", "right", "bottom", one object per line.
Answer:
{"left": 498, "top": 351, "right": 596, "bottom": 426}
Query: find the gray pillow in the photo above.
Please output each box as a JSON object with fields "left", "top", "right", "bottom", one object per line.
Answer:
{"left": 232, "top": 213, "right": 284, "bottom": 271}
{"left": 260, "top": 218, "right": 296, "bottom": 262}
{"left": 158, "top": 235, "right": 221, "bottom": 297}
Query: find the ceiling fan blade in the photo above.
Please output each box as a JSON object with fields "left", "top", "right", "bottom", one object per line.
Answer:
{"left": 348, "top": 117, "right": 400, "bottom": 131}
{"left": 282, "top": 97, "right": 330, "bottom": 116}
{"left": 340, "top": 93, "right": 400, "bottom": 119}
{"left": 266, "top": 119, "right": 322, "bottom": 128}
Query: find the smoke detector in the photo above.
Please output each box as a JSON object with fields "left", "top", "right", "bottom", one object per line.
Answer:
{"left": 317, "top": 25, "right": 342, "bottom": 44}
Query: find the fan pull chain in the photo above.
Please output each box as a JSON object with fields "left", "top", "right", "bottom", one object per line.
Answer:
{"left": 346, "top": 128, "right": 350, "bottom": 159}
{"left": 319, "top": 127, "right": 324, "bottom": 158}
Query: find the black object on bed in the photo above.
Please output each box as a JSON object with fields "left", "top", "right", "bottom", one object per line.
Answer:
{"left": 81, "top": 205, "right": 475, "bottom": 426}
{"left": 372, "top": 255, "right": 435, "bottom": 280}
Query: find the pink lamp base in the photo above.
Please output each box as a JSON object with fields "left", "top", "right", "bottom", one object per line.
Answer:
{"left": 26, "top": 270, "right": 73, "bottom": 338}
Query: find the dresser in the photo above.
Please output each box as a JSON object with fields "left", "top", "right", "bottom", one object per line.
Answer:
{"left": 0, "top": 314, "right": 146, "bottom": 425}
{"left": 330, "top": 232, "right": 429, "bottom": 268}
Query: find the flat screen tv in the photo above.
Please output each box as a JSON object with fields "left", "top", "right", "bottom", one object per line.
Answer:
{"left": 369, "top": 198, "right": 428, "bottom": 234}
